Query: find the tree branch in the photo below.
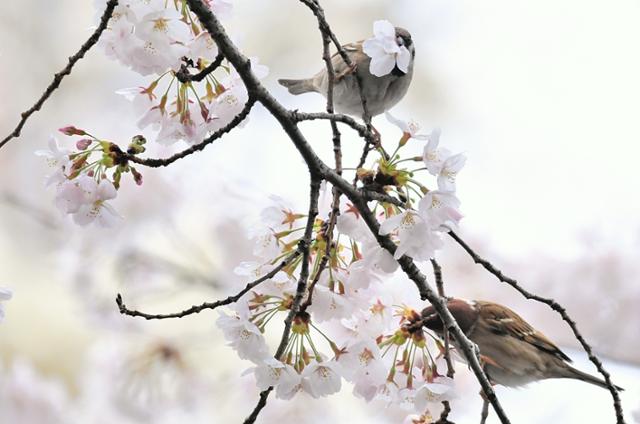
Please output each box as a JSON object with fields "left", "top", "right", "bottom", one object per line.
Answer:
{"left": 292, "top": 111, "right": 368, "bottom": 136}
{"left": 243, "top": 387, "right": 273, "bottom": 424}
{"left": 359, "top": 189, "right": 407, "bottom": 208}
{"left": 125, "top": 97, "right": 256, "bottom": 167}
{"left": 242, "top": 176, "right": 322, "bottom": 423}
{"left": 448, "top": 230, "right": 625, "bottom": 423}
{"left": 115, "top": 252, "right": 299, "bottom": 320}
{"left": 431, "top": 259, "right": 455, "bottom": 424}
{"left": 176, "top": 52, "right": 225, "bottom": 83}
{"left": 0, "top": 0, "right": 119, "bottom": 150}
{"left": 181, "top": 3, "right": 513, "bottom": 422}
{"left": 296, "top": 4, "right": 344, "bottom": 314}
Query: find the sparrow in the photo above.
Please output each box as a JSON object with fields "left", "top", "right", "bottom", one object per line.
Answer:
{"left": 421, "top": 298, "right": 623, "bottom": 391}
{"left": 278, "top": 27, "right": 415, "bottom": 117}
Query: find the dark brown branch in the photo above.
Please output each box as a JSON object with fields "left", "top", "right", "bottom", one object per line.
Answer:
{"left": 273, "top": 177, "right": 321, "bottom": 359}
{"left": 292, "top": 111, "right": 368, "bottom": 136}
{"left": 431, "top": 259, "right": 455, "bottom": 424}
{"left": 431, "top": 259, "right": 455, "bottom": 378}
{"left": 448, "top": 230, "right": 625, "bottom": 424}
{"left": 360, "top": 190, "right": 407, "bottom": 208}
{"left": 181, "top": 3, "right": 512, "bottom": 422}
{"left": 176, "top": 52, "right": 225, "bottom": 83}
{"left": 0, "top": 0, "right": 119, "bottom": 150}
{"left": 125, "top": 97, "right": 256, "bottom": 167}
{"left": 297, "top": 3, "right": 344, "bottom": 314}
{"left": 299, "top": 254, "right": 329, "bottom": 313}
{"left": 115, "top": 252, "right": 299, "bottom": 320}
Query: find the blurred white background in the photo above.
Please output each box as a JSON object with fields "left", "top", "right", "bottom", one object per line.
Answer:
{"left": 1, "top": 0, "right": 639, "bottom": 423}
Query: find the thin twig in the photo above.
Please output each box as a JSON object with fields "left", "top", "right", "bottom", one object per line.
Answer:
{"left": 480, "top": 398, "right": 490, "bottom": 424}
{"left": 448, "top": 230, "right": 625, "bottom": 423}
{"left": 243, "top": 388, "right": 273, "bottom": 424}
{"left": 292, "top": 111, "right": 368, "bottom": 135}
{"left": 0, "top": 0, "right": 119, "bottom": 150}
{"left": 431, "top": 259, "right": 455, "bottom": 424}
{"left": 297, "top": 4, "right": 344, "bottom": 313}
{"left": 125, "top": 97, "right": 256, "bottom": 167}
{"left": 360, "top": 189, "right": 407, "bottom": 208}
{"left": 242, "top": 176, "right": 322, "bottom": 422}
{"left": 273, "top": 177, "right": 321, "bottom": 359}
{"left": 115, "top": 252, "right": 299, "bottom": 320}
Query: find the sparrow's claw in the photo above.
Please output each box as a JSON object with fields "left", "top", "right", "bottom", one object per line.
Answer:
{"left": 336, "top": 62, "right": 357, "bottom": 82}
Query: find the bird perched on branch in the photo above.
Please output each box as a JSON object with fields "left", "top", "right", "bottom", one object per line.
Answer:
{"left": 421, "top": 298, "right": 623, "bottom": 391}
{"left": 278, "top": 22, "right": 415, "bottom": 118}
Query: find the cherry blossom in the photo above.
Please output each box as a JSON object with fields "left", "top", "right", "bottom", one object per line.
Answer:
{"left": 301, "top": 361, "right": 342, "bottom": 398}
{"left": 422, "top": 128, "right": 450, "bottom": 176}
{"left": 386, "top": 112, "right": 429, "bottom": 141}
{"left": 35, "top": 136, "right": 71, "bottom": 186}
{"left": 72, "top": 179, "right": 122, "bottom": 227}
{"left": 418, "top": 190, "right": 463, "bottom": 230}
{"left": 437, "top": 153, "right": 466, "bottom": 192}
{"left": 363, "top": 20, "right": 411, "bottom": 77}
{"left": 249, "top": 358, "right": 300, "bottom": 392}
{"left": 216, "top": 311, "right": 269, "bottom": 362}
{"left": 307, "top": 283, "right": 351, "bottom": 322}
{"left": 413, "top": 377, "right": 455, "bottom": 413}
{"left": 379, "top": 210, "right": 443, "bottom": 261}
{"left": 54, "top": 176, "right": 96, "bottom": 215}
{"left": 337, "top": 340, "right": 387, "bottom": 401}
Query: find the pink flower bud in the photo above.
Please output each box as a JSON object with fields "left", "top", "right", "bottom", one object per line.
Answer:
{"left": 58, "top": 126, "right": 86, "bottom": 136}
{"left": 76, "top": 139, "right": 92, "bottom": 150}
{"left": 132, "top": 168, "right": 143, "bottom": 186}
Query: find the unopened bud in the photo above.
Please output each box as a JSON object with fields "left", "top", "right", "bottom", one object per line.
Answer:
{"left": 58, "top": 126, "right": 86, "bottom": 136}
{"left": 75, "top": 139, "right": 92, "bottom": 150}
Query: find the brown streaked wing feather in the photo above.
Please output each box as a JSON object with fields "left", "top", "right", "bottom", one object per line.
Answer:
{"left": 477, "top": 301, "right": 572, "bottom": 362}
{"left": 330, "top": 41, "right": 366, "bottom": 82}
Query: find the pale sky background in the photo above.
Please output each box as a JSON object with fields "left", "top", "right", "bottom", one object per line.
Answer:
{"left": 1, "top": 1, "right": 639, "bottom": 423}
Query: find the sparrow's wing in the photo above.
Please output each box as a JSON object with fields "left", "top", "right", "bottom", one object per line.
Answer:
{"left": 478, "top": 301, "right": 573, "bottom": 363}
{"left": 330, "top": 41, "right": 367, "bottom": 82}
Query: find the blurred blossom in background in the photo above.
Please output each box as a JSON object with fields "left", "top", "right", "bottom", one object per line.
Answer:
{"left": 1, "top": 0, "right": 640, "bottom": 423}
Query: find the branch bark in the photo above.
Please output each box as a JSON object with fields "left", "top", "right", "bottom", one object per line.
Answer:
{"left": 115, "top": 252, "right": 299, "bottom": 320}
{"left": 431, "top": 259, "right": 455, "bottom": 424}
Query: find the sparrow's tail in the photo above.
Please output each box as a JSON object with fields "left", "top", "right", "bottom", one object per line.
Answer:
{"left": 562, "top": 365, "right": 624, "bottom": 391}
{"left": 278, "top": 78, "right": 317, "bottom": 95}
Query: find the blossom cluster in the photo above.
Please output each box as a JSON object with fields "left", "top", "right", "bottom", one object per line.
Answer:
{"left": 216, "top": 116, "right": 465, "bottom": 419}
{"left": 98, "top": 0, "right": 267, "bottom": 145}
{"left": 37, "top": 128, "right": 145, "bottom": 227}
